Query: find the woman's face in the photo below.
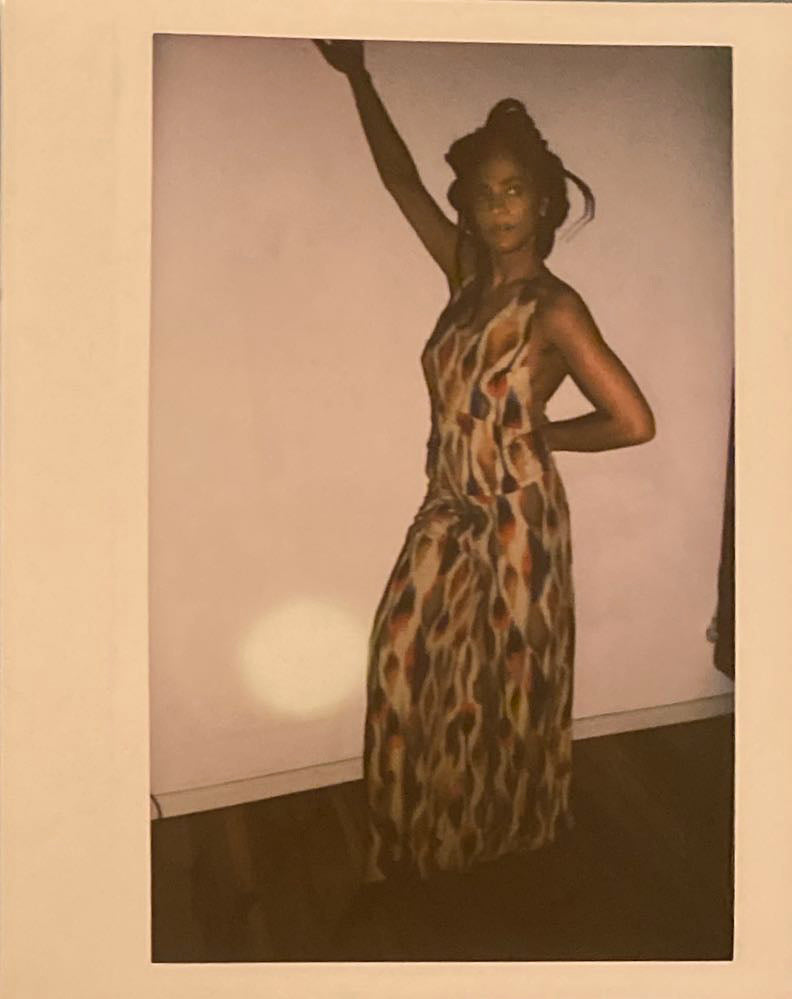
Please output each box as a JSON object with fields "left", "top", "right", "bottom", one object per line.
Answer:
{"left": 467, "top": 151, "right": 543, "bottom": 256}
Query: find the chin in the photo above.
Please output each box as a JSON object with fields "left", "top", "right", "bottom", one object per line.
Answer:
{"left": 493, "top": 236, "right": 528, "bottom": 256}
{"left": 486, "top": 228, "right": 531, "bottom": 254}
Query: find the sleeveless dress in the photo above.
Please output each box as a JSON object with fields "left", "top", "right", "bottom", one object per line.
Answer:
{"left": 363, "top": 275, "right": 575, "bottom": 883}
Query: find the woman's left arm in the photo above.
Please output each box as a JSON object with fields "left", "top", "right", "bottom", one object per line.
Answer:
{"left": 534, "top": 288, "right": 656, "bottom": 453}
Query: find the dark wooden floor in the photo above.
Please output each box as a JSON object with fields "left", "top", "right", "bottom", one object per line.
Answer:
{"left": 151, "top": 713, "right": 734, "bottom": 962}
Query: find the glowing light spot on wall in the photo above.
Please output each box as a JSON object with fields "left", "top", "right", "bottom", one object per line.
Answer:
{"left": 239, "top": 598, "right": 368, "bottom": 717}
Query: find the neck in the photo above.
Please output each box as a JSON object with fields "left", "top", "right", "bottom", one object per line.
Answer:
{"left": 486, "top": 245, "right": 545, "bottom": 288}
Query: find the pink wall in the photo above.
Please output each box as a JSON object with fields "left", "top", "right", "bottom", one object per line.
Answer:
{"left": 150, "top": 36, "right": 734, "bottom": 795}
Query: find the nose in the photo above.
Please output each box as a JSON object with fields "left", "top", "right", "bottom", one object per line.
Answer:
{"left": 486, "top": 191, "right": 509, "bottom": 213}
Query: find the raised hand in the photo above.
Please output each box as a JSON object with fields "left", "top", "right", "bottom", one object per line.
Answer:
{"left": 311, "top": 36, "right": 463, "bottom": 284}
{"left": 312, "top": 39, "right": 365, "bottom": 77}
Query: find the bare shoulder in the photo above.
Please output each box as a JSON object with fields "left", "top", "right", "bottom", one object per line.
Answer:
{"left": 534, "top": 275, "right": 592, "bottom": 321}
{"left": 532, "top": 276, "right": 602, "bottom": 346}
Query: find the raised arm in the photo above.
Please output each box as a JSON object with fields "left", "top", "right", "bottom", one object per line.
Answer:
{"left": 313, "top": 40, "right": 474, "bottom": 288}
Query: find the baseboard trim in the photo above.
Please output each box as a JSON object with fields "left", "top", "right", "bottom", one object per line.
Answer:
{"left": 151, "top": 692, "right": 734, "bottom": 820}
{"left": 571, "top": 691, "right": 734, "bottom": 741}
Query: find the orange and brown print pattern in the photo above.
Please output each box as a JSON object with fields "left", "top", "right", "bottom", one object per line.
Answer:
{"left": 363, "top": 277, "right": 576, "bottom": 883}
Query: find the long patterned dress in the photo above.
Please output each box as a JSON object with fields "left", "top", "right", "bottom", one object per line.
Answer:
{"left": 363, "top": 275, "right": 575, "bottom": 883}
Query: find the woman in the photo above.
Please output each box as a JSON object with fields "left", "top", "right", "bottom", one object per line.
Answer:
{"left": 314, "top": 40, "right": 656, "bottom": 885}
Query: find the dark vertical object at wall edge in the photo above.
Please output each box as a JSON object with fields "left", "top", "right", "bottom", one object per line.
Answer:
{"left": 714, "top": 381, "right": 735, "bottom": 679}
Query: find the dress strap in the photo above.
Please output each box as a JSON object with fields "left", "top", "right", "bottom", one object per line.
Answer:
{"left": 449, "top": 270, "right": 477, "bottom": 305}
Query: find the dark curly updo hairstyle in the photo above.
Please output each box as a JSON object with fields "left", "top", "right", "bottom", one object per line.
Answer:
{"left": 445, "top": 98, "right": 595, "bottom": 289}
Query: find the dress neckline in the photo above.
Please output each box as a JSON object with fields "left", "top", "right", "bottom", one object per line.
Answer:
{"left": 455, "top": 274, "right": 539, "bottom": 339}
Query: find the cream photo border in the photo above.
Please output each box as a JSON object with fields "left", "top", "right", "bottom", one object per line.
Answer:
{"left": 2, "top": 1, "right": 791, "bottom": 997}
